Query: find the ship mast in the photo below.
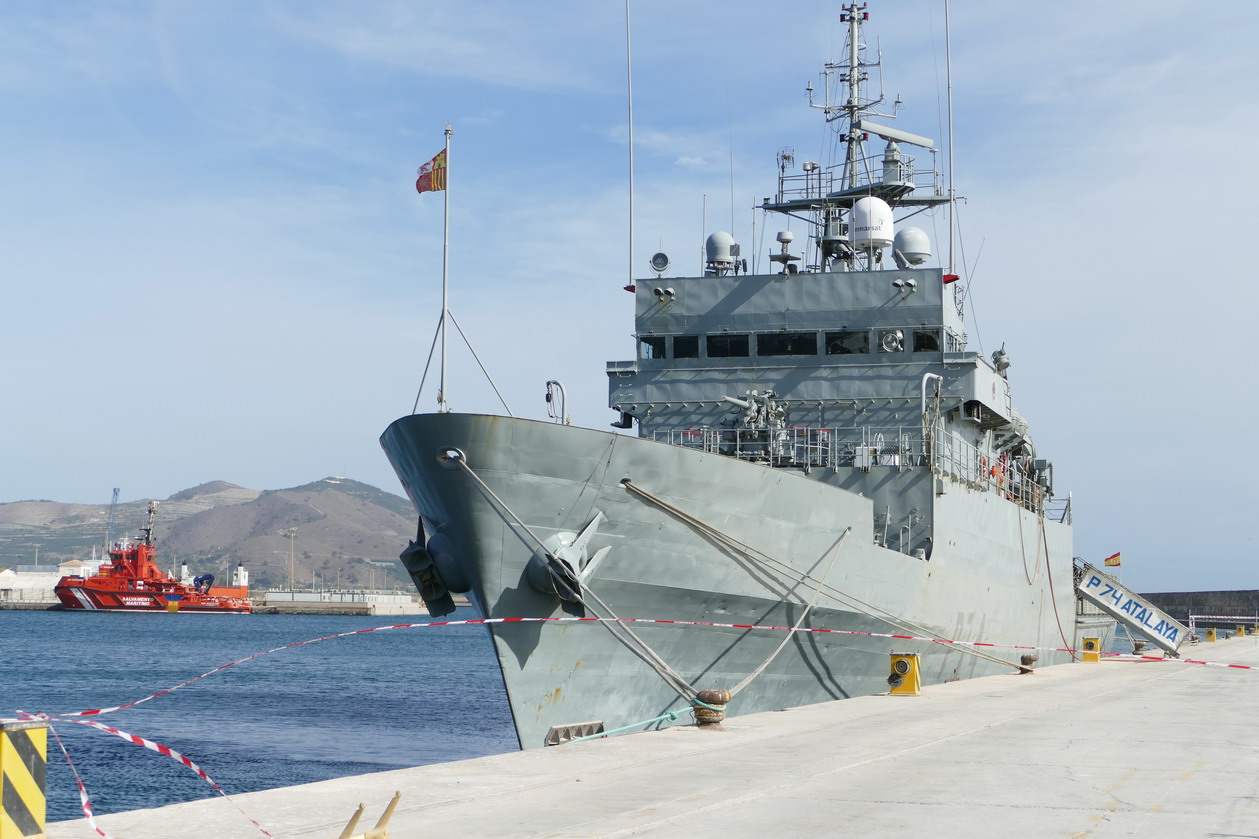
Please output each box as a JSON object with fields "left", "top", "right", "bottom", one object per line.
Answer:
{"left": 839, "top": 4, "right": 876, "bottom": 192}
{"left": 808, "top": 3, "right": 881, "bottom": 192}
{"left": 141, "top": 500, "right": 158, "bottom": 547}
{"left": 771, "top": 2, "right": 946, "bottom": 273}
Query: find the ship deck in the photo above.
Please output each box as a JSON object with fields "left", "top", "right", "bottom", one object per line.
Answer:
{"left": 47, "top": 636, "right": 1259, "bottom": 838}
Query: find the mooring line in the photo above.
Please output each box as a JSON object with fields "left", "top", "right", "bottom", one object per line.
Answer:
{"left": 452, "top": 457, "right": 701, "bottom": 702}
{"left": 620, "top": 479, "right": 1024, "bottom": 672}
{"left": 729, "top": 528, "right": 850, "bottom": 698}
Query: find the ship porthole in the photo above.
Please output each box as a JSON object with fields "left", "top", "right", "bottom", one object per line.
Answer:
{"left": 437, "top": 447, "right": 466, "bottom": 469}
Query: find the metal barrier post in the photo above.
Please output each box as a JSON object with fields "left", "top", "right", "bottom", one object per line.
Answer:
{"left": 1081, "top": 637, "right": 1101, "bottom": 663}
{"left": 1, "top": 720, "right": 46, "bottom": 839}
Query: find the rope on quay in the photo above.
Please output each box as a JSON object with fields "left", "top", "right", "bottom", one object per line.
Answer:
{"left": 565, "top": 710, "right": 683, "bottom": 745}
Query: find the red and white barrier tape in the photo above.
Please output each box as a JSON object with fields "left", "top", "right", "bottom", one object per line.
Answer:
{"left": 10, "top": 616, "right": 1259, "bottom": 727}
{"left": 45, "top": 723, "right": 116, "bottom": 839}
{"left": 7, "top": 614, "right": 1255, "bottom": 837}
{"left": 69, "top": 719, "right": 272, "bottom": 838}
{"left": 21, "top": 711, "right": 272, "bottom": 838}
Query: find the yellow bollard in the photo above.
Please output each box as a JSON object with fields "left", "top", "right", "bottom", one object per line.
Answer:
{"left": 1238, "top": 625, "right": 1246, "bottom": 637}
{"left": 1206, "top": 628, "right": 1217, "bottom": 642}
{"left": 887, "top": 653, "right": 921, "bottom": 695}
{"left": 1, "top": 721, "right": 46, "bottom": 839}
{"left": 1081, "top": 637, "right": 1101, "bottom": 663}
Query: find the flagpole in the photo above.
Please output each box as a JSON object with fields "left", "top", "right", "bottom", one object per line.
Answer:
{"left": 439, "top": 124, "right": 452, "bottom": 413}
{"left": 625, "top": 0, "right": 635, "bottom": 292}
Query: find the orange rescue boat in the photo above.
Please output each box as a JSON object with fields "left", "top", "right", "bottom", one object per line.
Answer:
{"left": 55, "top": 501, "right": 251, "bottom": 613}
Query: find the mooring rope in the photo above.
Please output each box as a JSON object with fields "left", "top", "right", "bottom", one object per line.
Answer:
{"left": 1041, "top": 514, "right": 1079, "bottom": 661}
{"left": 565, "top": 710, "right": 682, "bottom": 745}
{"left": 453, "top": 457, "right": 700, "bottom": 702}
{"left": 730, "top": 528, "right": 850, "bottom": 697}
{"left": 621, "top": 479, "right": 1024, "bottom": 672}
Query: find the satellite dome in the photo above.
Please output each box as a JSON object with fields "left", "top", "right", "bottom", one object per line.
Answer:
{"left": 893, "top": 227, "right": 931, "bottom": 265}
{"left": 705, "top": 231, "right": 736, "bottom": 267}
{"left": 851, "top": 197, "right": 893, "bottom": 250}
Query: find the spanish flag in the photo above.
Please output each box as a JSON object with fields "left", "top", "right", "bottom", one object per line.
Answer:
{"left": 1103, "top": 552, "right": 1121, "bottom": 567}
{"left": 415, "top": 150, "right": 447, "bottom": 194}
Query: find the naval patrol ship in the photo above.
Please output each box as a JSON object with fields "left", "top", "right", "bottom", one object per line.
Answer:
{"left": 382, "top": 3, "right": 1114, "bottom": 749}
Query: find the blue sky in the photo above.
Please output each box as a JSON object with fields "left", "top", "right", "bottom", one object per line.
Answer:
{"left": 2, "top": 1, "right": 1255, "bottom": 592}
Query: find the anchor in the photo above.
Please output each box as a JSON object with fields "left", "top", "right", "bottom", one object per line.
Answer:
{"left": 524, "top": 510, "right": 611, "bottom": 616}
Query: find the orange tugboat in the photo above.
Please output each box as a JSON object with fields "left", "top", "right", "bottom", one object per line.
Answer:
{"left": 55, "top": 501, "right": 252, "bottom": 613}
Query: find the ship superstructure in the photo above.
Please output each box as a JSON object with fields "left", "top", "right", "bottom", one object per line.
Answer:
{"left": 382, "top": 3, "right": 1112, "bottom": 749}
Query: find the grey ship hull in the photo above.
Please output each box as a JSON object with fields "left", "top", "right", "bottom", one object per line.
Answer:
{"left": 382, "top": 412, "right": 1089, "bottom": 750}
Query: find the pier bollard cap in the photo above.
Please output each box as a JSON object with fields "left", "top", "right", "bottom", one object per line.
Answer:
{"left": 696, "top": 689, "right": 731, "bottom": 705}
{"left": 693, "top": 689, "right": 731, "bottom": 726}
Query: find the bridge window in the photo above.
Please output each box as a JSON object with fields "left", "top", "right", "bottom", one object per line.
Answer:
{"left": 673, "top": 335, "right": 700, "bottom": 359}
{"left": 639, "top": 336, "right": 666, "bottom": 359}
{"left": 755, "top": 327, "right": 815, "bottom": 355}
{"left": 913, "top": 329, "right": 941, "bottom": 352}
{"left": 707, "top": 334, "right": 749, "bottom": 357}
{"left": 825, "top": 330, "right": 870, "bottom": 355}
{"left": 758, "top": 332, "right": 818, "bottom": 356}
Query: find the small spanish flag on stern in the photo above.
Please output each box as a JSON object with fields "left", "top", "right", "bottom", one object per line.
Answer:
{"left": 1103, "top": 552, "right": 1121, "bottom": 567}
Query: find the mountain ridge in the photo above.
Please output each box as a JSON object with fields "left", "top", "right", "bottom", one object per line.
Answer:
{"left": 0, "top": 478, "right": 414, "bottom": 590}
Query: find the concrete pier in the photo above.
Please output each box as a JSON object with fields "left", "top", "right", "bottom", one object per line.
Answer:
{"left": 48, "top": 637, "right": 1259, "bottom": 838}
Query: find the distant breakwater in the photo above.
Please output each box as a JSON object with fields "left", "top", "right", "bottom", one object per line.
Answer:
{"left": 1141, "top": 590, "right": 1259, "bottom": 621}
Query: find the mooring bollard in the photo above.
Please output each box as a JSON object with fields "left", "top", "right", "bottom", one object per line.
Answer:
{"left": 1, "top": 720, "right": 46, "bottom": 839}
{"left": 1081, "top": 637, "right": 1100, "bottom": 662}
{"left": 692, "top": 689, "right": 731, "bottom": 726}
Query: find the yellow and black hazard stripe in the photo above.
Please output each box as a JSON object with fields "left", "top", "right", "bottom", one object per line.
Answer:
{"left": 1, "top": 722, "right": 46, "bottom": 839}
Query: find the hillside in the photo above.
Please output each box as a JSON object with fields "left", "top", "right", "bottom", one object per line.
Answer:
{"left": 0, "top": 478, "right": 416, "bottom": 591}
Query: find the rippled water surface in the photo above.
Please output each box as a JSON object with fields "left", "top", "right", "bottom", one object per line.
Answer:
{"left": 0, "top": 609, "right": 516, "bottom": 822}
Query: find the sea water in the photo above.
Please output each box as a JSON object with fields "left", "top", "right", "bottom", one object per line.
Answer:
{"left": 0, "top": 608, "right": 516, "bottom": 823}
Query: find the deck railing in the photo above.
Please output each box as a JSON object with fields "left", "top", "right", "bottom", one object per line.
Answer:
{"left": 651, "top": 425, "right": 924, "bottom": 470}
{"left": 651, "top": 424, "right": 1048, "bottom": 514}
{"left": 775, "top": 154, "right": 941, "bottom": 204}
